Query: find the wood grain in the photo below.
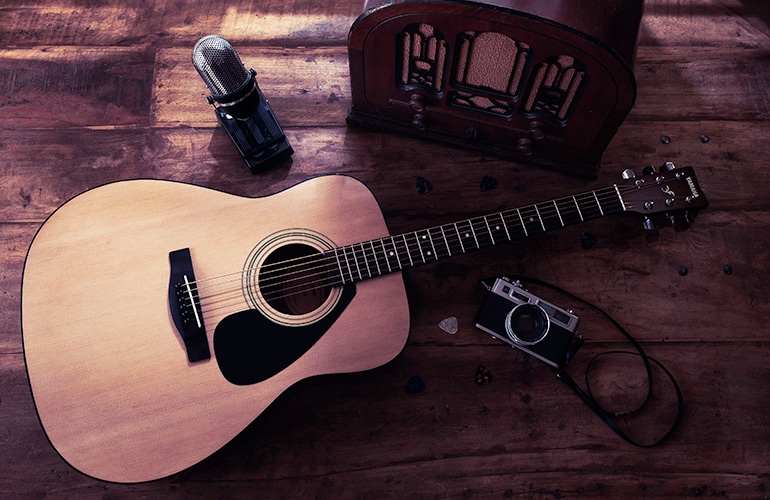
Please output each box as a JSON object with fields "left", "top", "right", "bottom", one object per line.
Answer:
{"left": 2, "top": 0, "right": 770, "bottom": 496}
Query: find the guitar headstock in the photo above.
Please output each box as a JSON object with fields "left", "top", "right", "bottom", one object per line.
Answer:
{"left": 618, "top": 162, "right": 709, "bottom": 230}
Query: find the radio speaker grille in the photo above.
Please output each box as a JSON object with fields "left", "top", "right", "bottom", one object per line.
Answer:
{"left": 348, "top": 0, "right": 643, "bottom": 177}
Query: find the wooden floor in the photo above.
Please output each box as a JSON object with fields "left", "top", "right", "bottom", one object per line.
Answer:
{"left": 2, "top": 0, "right": 769, "bottom": 497}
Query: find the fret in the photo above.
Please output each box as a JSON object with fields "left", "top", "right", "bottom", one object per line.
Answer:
{"left": 452, "top": 222, "right": 466, "bottom": 253}
{"left": 614, "top": 185, "right": 627, "bottom": 211}
{"left": 604, "top": 186, "right": 626, "bottom": 213}
{"left": 369, "top": 241, "right": 382, "bottom": 276}
{"left": 413, "top": 229, "right": 439, "bottom": 262}
{"left": 332, "top": 248, "right": 346, "bottom": 283}
{"left": 575, "top": 192, "right": 604, "bottom": 220}
{"left": 469, "top": 217, "right": 493, "bottom": 248}
{"left": 553, "top": 200, "right": 564, "bottom": 227}
{"left": 425, "top": 228, "right": 440, "bottom": 260}
{"left": 488, "top": 212, "right": 511, "bottom": 243}
{"left": 595, "top": 186, "right": 624, "bottom": 215}
{"left": 383, "top": 237, "right": 399, "bottom": 272}
{"left": 501, "top": 210, "right": 527, "bottom": 239}
{"left": 344, "top": 245, "right": 362, "bottom": 281}
{"left": 369, "top": 239, "right": 384, "bottom": 274}
{"left": 391, "top": 236, "right": 410, "bottom": 270}
{"left": 353, "top": 245, "right": 365, "bottom": 280}
{"left": 533, "top": 204, "right": 546, "bottom": 232}
{"left": 574, "top": 187, "right": 625, "bottom": 220}
{"left": 515, "top": 208, "right": 529, "bottom": 236}
{"left": 572, "top": 195, "right": 584, "bottom": 221}
{"left": 537, "top": 202, "right": 564, "bottom": 232}
{"left": 592, "top": 191, "right": 605, "bottom": 216}
{"left": 482, "top": 216, "right": 495, "bottom": 245}
{"left": 411, "top": 232, "right": 424, "bottom": 263}
{"left": 455, "top": 220, "right": 479, "bottom": 251}
{"left": 437, "top": 226, "right": 452, "bottom": 257}
{"left": 359, "top": 242, "right": 372, "bottom": 278}
{"left": 519, "top": 206, "right": 545, "bottom": 235}
{"left": 555, "top": 196, "right": 584, "bottom": 226}
{"left": 402, "top": 234, "right": 414, "bottom": 267}
{"left": 337, "top": 246, "right": 351, "bottom": 283}
{"left": 442, "top": 223, "right": 464, "bottom": 256}
{"left": 391, "top": 236, "right": 405, "bottom": 270}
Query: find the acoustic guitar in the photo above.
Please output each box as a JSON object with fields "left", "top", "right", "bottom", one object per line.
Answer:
{"left": 22, "top": 164, "right": 707, "bottom": 482}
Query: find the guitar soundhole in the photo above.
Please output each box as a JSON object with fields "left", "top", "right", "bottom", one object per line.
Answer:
{"left": 258, "top": 243, "right": 331, "bottom": 316}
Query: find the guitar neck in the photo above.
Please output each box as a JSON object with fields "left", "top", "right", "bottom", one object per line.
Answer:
{"left": 323, "top": 184, "right": 626, "bottom": 285}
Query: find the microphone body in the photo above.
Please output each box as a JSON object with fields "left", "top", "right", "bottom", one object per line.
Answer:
{"left": 193, "top": 35, "right": 293, "bottom": 173}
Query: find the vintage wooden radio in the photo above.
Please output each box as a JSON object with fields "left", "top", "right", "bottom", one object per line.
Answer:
{"left": 347, "top": 0, "right": 644, "bottom": 177}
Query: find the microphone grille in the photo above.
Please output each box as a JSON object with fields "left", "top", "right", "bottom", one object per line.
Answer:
{"left": 192, "top": 35, "right": 250, "bottom": 97}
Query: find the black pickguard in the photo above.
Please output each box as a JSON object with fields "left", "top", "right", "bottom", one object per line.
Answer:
{"left": 213, "top": 284, "right": 356, "bottom": 385}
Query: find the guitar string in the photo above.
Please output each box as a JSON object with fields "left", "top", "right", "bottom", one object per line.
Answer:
{"left": 191, "top": 185, "right": 625, "bottom": 292}
{"left": 191, "top": 184, "right": 666, "bottom": 317}
{"left": 191, "top": 186, "right": 622, "bottom": 296}
{"left": 190, "top": 184, "right": 681, "bottom": 316}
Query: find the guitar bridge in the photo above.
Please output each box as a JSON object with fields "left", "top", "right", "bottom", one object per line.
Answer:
{"left": 169, "top": 248, "right": 211, "bottom": 362}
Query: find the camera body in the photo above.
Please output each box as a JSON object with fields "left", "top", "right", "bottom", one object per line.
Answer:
{"left": 475, "top": 278, "right": 582, "bottom": 369}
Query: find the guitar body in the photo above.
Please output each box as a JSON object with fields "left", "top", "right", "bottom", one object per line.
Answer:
{"left": 21, "top": 175, "right": 410, "bottom": 483}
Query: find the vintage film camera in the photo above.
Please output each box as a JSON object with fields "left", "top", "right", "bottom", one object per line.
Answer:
{"left": 475, "top": 278, "right": 582, "bottom": 369}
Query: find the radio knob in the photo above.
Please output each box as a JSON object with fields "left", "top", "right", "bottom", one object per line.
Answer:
{"left": 529, "top": 121, "right": 548, "bottom": 141}
{"left": 409, "top": 94, "right": 425, "bottom": 112}
{"left": 411, "top": 113, "right": 426, "bottom": 131}
{"left": 517, "top": 137, "right": 534, "bottom": 155}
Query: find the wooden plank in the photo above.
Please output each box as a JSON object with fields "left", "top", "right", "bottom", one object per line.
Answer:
{"left": 631, "top": 47, "right": 770, "bottom": 121}
{"left": 0, "top": 224, "right": 26, "bottom": 352}
{"left": 0, "top": 0, "right": 360, "bottom": 47}
{"left": 1, "top": 342, "right": 767, "bottom": 495}
{"left": 640, "top": 0, "right": 770, "bottom": 49}
{"left": 0, "top": 46, "right": 155, "bottom": 128}
{"left": 2, "top": 118, "right": 769, "bottom": 220}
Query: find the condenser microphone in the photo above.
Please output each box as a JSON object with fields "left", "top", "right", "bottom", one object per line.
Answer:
{"left": 192, "top": 35, "right": 293, "bottom": 173}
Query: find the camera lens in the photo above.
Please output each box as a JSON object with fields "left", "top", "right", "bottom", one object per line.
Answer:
{"left": 505, "top": 304, "right": 549, "bottom": 345}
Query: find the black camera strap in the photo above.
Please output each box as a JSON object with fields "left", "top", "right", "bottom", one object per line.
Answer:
{"left": 482, "top": 274, "right": 684, "bottom": 448}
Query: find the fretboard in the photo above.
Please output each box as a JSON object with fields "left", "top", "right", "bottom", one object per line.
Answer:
{"left": 322, "top": 184, "right": 626, "bottom": 287}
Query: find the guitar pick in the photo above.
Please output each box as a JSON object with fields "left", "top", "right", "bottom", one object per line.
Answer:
{"left": 438, "top": 316, "right": 458, "bottom": 335}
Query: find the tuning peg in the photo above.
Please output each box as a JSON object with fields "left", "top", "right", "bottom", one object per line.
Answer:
{"left": 664, "top": 161, "right": 677, "bottom": 171}
{"left": 621, "top": 169, "right": 637, "bottom": 180}
{"left": 642, "top": 165, "right": 656, "bottom": 175}
{"left": 642, "top": 217, "right": 656, "bottom": 230}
